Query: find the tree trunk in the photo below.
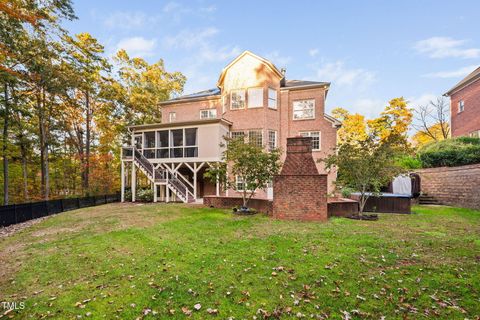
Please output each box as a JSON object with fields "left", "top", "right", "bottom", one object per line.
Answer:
{"left": 38, "top": 87, "right": 49, "bottom": 200}
{"left": 21, "top": 143, "right": 28, "bottom": 201}
{"left": 85, "top": 91, "right": 90, "bottom": 194}
{"left": 2, "top": 82, "right": 9, "bottom": 205}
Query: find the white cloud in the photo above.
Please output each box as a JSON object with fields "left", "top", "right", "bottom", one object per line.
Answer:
{"left": 407, "top": 93, "right": 438, "bottom": 109}
{"left": 162, "top": 1, "right": 182, "bottom": 13}
{"left": 164, "top": 27, "right": 219, "bottom": 49}
{"left": 264, "top": 51, "right": 292, "bottom": 67}
{"left": 423, "top": 65, "right": 478, "bottom": 78}
{"left": 414, "top": 37, "right": 480, "bottom": 59}
{"left": 115, "top": 37, "right": 157, "bottom": 58}
{"left": 349, "top": 98, "right": 386, "bottom": 118}
{"left": 314, "top": 61, "right": 375, "bottom": 87}
{"left": 162, "top": 27, "right": 241, "bottom": 94}
{"left": 104, "top": 11, "right": 150, "bottom": 29}
{"left": 309, "top": 48, "right": 319, "bottom": 57}
{"left": 162, "top": 2, "right": 215, "bottom": 22}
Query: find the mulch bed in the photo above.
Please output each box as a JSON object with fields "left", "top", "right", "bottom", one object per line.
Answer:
{"left": 346, "top": 214, "right": 379, "bottom": 221}
{"left": 0, "top": 217, "right": 48, "bottom": 239}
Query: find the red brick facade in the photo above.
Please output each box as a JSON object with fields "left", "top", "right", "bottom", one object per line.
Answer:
{"left": 415, "top": 164, "right": 480, "bottom": 210}
{"left": 447, "top": 71, "right": 480, "bottom": 137}
{"left": 272, "top": 137, "right": 328, "bottom": 221}
{"left": 161, "top": 51, "right": 339, "bottom": 196}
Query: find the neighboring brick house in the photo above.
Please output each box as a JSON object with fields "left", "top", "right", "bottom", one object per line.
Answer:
{"left": 120, "top": 51, "right": 340, "bottom": 203}
{"left": 444, "top": 66, "right": 480, "bottom": 137}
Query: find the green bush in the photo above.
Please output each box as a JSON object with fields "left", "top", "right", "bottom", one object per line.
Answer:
{"left": 137, "top": 188, "right": 154, "bottom": 202}
{"left": 418, "top": 137, "right": 480, "bottom": 168}
{"left": 396, "top": 155, "right": 422, "bottom": 169}
{"left": 123, "top": 188, "right": 153, "bottom": 202}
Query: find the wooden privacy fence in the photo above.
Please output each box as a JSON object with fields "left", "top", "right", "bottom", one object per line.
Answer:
{"left": 0, "top": 193, "right": 120, "bottom": 227}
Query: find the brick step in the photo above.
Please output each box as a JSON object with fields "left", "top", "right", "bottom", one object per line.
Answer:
{"left": 419, "top": 201, "right": 442, "bottom": 205}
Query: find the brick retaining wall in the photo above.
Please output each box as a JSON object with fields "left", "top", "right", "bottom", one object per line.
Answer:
{"left": 203, "top": 196, "right": 273, "bottom": 215}
{"left": 416, "top": 164, "right": 480, "bottom": 210}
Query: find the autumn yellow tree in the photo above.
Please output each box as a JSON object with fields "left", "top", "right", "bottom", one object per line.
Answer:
{"left": 412, "top": 122, "right": 450, "bottom": 147}
{"left": 331, "top": 107, "right": 368, "bottom": 144}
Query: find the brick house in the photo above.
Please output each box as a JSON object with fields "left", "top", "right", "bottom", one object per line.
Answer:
{"left": 444, "top": 66, "right": 480, "bottom": 137}
{"left": 120, "top": 51, "right": 340, "bottom": 203}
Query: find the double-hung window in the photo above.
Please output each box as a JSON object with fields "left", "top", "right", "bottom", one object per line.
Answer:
{"left": 230, "top": 89, "right": 246, "bottom": 110}
{"left": 248, "top": 130, "right": 263, "bottom": 148}
{"left": 236, "top": 176, "right": 245, "bottom": 191}
{"left": 200, "top": 109, "right": 217, "bottom": 119}
{"left": 230, "top": 131, "right": 245, "bottom": 141}
{"left": 268, "top": 130, "right": 277, "bottom": 151}
{"left": 293, "top": 99, "right": 315, "bottom": 120}
{"left": 268, "top": 88, "right": 277, "bottom": 109}
{"left": 300, "top": 131, "right": 321, "bottom": 151}
{"left": 169, "top": 112, "right": 176, "bottom": 122}
{"left": 247, "top": 88, "right": 263, "bottom": 108}
{"left": 458, "top": 100, "right": 465, "bottom": 113}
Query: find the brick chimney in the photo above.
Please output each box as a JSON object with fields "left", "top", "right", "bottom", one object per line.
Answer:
{"left": 272, "top": 137, "right": 328, "bottom": 221}
{"left": 280, "top": 137, "right": 319, "bottom": 175}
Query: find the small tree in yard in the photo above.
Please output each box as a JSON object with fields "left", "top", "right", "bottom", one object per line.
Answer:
{"left": 204, "top": 137, "right": 281, "bottom": 208}
{"left": 324, "top": 136, "right": 405, "bottom": 214}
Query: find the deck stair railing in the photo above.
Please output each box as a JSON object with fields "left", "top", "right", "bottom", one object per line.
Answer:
{"left": 122, "top": 146, "right": 195, "bottom": 203}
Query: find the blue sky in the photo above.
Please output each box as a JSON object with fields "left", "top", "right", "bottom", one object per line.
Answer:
{"left": 65, "top": 0, "right": 480, "bottom": 118}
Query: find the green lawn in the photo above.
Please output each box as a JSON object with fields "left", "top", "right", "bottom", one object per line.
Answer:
{"left": 0, "top": 203, "right": 479, "bottom": 319}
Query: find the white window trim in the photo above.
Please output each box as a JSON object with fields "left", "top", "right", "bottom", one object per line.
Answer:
{"left": 230, "top": 89, "right": 246, "bottom": 110}
{"left": 293, "top": 99, "right": 315, "bottom": 120}
{"left": 268, "top": 130, "right": 277, "bottom": 151}
{"left": 200, "top": 108, "right": 217, "bottom": 119}
{"left": 300, "top": 131, "right": 321, "bottom": 151}
{"left": 169, "top": 112, "right": 176, "bottom": 123}
{"left": 248, "top": 129, "right": 263, "bottom": 148}
{"left": 268, "top": 88, "right": 277, "bottom": 109}
{"left": 247, "top": 87, "right": 264, "bottom": 109}
{"left": 235, "top": 175, "right": 245, "bottom": 192}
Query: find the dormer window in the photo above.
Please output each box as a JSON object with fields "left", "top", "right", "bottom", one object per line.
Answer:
{"left": 458, "top": 100, "right": 465, "bottom": 113}
{"left": 247, "top": 88, "right": 263, "bottom": 108}
{"left": 230, "top": 89, "right": 245, "bottom": 110}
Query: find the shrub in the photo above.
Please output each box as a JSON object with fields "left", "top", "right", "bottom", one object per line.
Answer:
{"left": 396, "top": 155, "right": 422, "bottom": 169}
{"left": 418, "top": 137, "right": 480, "bottom": 168}
{"left": 137, "top": 189, "right": 154, "bottom": 202}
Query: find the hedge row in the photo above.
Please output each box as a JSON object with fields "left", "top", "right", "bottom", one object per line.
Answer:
{"left": 418, "top": 137, "right": 480, "bottom": 168}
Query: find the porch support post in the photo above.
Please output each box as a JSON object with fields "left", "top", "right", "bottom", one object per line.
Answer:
{"left": 121, "top": 161, "right": 125, "bottom": 202}
{"left": 193, "top": 163, "right": 197, "bottom": 200}
{"left": 131, "top": 162, "right": 136, "bottom": 202}
{"left": 153, "top": 184, "right": 157, "bottom": 202}
{"left": 216, "top": 171, "right": 220, "bottom": 196}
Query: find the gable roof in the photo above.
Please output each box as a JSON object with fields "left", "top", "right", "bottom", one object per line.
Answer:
{"left": 217, "top": 50, "right": 284, "bottom": 87}
{"left": 444, "top": 66, "right": 480, "bottom": 96}
{"left": 282, "top": 80, "right": 330, "bottom": 90}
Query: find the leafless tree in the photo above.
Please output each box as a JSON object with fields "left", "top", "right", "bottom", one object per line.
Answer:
{"left": 413, "top": 97, "right": 450, "bottom": 141}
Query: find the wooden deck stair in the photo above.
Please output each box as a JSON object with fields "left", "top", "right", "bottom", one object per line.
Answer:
{"left": 131, "top": 147, "right": 195, "bottom": 203}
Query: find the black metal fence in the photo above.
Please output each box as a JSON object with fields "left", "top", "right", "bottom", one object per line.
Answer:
{"left": 0, "top": 193, "right": 120, "bottom": 227}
